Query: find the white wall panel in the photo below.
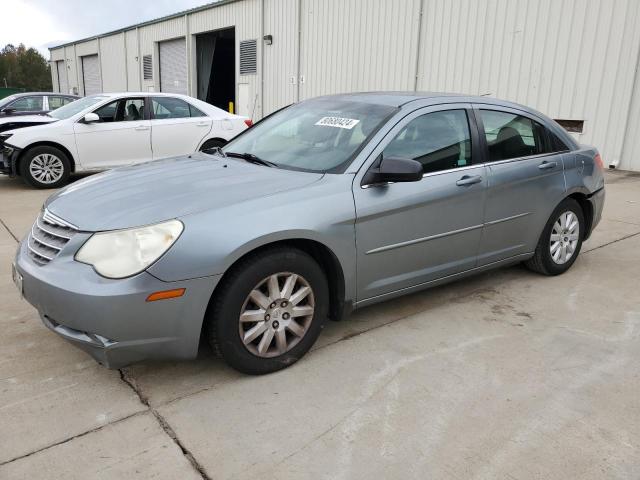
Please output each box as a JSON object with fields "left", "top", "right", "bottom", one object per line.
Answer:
{"left": 263, "top": 0, "right": 298, "bottom": 114}
{"left": 125, "top": 30, "right": 140, "bottom": 90}
{"left": 299, "top": 0, "right": 421, "bottom": 99}
{"left": 416, "top": 0, "right": 640, "bottom": 167}
{"left": 100, "top": 33, "right": 127, "bottom": 92}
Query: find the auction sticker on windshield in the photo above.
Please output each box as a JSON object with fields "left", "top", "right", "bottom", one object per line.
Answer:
{"left": 315, "top": 117, "right": 360, "bottom": 129}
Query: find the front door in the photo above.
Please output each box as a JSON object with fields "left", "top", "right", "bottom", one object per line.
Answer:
{"left": 474, "top": 107, "right": 568, "bottom": 265}
{"left": 353, "top": 105, "right": 487, "bottom": 301}
{"left": 73, "top": 97, "right": 151, "bottom": 169}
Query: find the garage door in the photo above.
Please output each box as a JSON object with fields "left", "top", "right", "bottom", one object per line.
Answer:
{"left": 82, "top": 55, "right": 101, "bottom": 96}
{"left": 159, "top": 38, "right": 188, "bottom": 95}
{"left": 56, "top": 60, "right": 68, "bottom": 94}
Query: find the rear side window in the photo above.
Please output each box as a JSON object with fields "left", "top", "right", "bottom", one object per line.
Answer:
{"left": 480, "top": 110, "right": 549, "bottom": 161}
{"left": 384, "top": 109, "right": 472, "bottom": 174}
{"left": 48, "top": 96, "right": 75, "bottom": 110}
{"left": 152, "top": 97, "right": 202, "bottom": 119}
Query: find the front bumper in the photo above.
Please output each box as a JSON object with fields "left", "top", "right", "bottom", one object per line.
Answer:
{"left": 14, "top": 238, "right": 221, "bottom": 368}
{"left": 0, "top": 143, "right": 20, "bottom": 176}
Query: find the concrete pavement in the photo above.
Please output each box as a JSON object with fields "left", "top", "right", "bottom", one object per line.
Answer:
{"left": 0, "top": 170, "right": 639, "bottom": 479}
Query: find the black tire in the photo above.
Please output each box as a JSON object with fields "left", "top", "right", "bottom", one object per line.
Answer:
{"left": 19, "top": 146, "right": 71, "bottom": 189}
{"left": 525, "top": 198, "right": 585, "bottom": 276}
{"left": 199, "top": 139, "right": 226, "bottom": 152}
{"left": 206, "top": 247, "right": 329, "bottom": 375}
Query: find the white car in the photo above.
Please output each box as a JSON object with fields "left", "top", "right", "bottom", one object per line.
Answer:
{"left": 0, "top": 92, "right": 251, "bottom": 188}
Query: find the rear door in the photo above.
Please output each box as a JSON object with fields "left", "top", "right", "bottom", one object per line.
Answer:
{"left": 353, "top": 104, "right": 487, "bottom": 301}
{"left": 150, "top": 96, "right": 212, "bottom": 159}
{"left": 73, "top": 96, "right": 152, "bottom": 169}
{"left": 474, "top": 106, "right": 568, "bottom": 265}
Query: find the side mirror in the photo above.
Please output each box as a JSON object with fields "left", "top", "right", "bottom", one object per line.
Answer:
{"left": 2, "top": 107, "right": 15, "bottom": 114}
{"left": 82, "top": 112, "right": 100, "bottom": 123}
{"left": 362, "top": 156, "right": 423, "bottom": 186}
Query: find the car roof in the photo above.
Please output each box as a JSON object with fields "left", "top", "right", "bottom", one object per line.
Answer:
{"left": 8, "top": 92, "right": 80, "bottom": 98}
{"left": 318, "top": 91, "right": 536, "bottom": 111}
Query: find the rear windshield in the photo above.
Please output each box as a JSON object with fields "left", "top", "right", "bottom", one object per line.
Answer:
{"left": 223, "top": 98, "right": 397, "bottom": 173}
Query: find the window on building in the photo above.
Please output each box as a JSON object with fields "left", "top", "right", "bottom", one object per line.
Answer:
{"left": 384, "top": 109, "right": 472, "bottom": 174}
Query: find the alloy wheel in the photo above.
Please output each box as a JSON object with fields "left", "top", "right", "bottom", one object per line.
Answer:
{"left": 549, "top": 211, "right": 580, "bottom": 264}
{"left": 239, "top": 272, "right": 315, "bottom": 358}
{"left": 29, "top": 154, "right": 64, "bottom": 184}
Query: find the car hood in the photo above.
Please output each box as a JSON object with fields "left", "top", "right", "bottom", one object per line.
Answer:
{"left": 0, "top": 114, "right": 57, "bottom": 126}
{"left": 45, "top": 153, "right": 324, "bottom": 231}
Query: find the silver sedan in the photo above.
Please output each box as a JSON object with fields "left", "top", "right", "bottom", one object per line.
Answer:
{"left": 13, "top": 92, "right": 605, "bottom": 374}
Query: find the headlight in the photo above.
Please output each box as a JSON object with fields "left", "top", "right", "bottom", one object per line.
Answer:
{"left": 75, "top": 220, "right": 183, "bottom": 279}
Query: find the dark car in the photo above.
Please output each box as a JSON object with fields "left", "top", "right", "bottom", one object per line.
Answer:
{"left": 0, "top": 92, "right": 79, "bottom": 117}
{"left": 0, "top": 93, "right": 80, "bottom": 134}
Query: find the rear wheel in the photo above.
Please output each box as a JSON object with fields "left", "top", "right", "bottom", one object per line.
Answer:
{"left": 525, "top": 198, "right": 584, "bottom": 275}
{"left": 206, "top": 247, "right": 329, "bottom": 374}
{"left": 20, "top": 146, "right": 71, "bottom": 189}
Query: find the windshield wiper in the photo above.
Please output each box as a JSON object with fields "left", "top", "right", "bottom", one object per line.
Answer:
{"left": 225, "top": 151, "right": 278, "bottom": 168}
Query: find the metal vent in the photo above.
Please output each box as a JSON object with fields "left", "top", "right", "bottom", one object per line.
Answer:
{"left": 239, "top": 40, "right": 257, "bottom": 75}
{"left": 28, "top": 210, "right": 78, "bottom": 266}
{"left": 143, "top": 54, "right": 153, "bottom": 80}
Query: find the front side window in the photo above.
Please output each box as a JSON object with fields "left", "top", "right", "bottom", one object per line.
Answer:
{"left": 152, "top": 97, "right": 193, "bottom": 119}
{"left": 384, "top": 109, "right": 472, "bottom": 174}
{"left": 8, "top": 96, "right": 43, "bottom": 112}
{"left": 480, "top": 110, "right": 547, "bottom": 161}
{"left": 223, "top": 98, "right": 397, "bottom": 173}
{"left": 94, "top": 98, "right": 145, "bottom": 122}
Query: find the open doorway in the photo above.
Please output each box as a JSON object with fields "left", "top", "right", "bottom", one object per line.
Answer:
{"left": 196, "top": 27, "right": 235, "bottom": 112}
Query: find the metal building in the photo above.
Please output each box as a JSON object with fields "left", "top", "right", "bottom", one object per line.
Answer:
{"left": 49, "top": 0, "right": 640, "bottom": 171}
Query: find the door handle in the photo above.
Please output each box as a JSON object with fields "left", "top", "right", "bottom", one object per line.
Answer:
{"left": 196, "top": 122, "right": 209, "bottom": 127}
{"left": 456, "top": 175, "right": 482, "bottom": 186}
{"left": 135, "top": 125, "right": 150, "bottom": 131}
{"left": 538, "top": 160, "right": 558, "bottom": 170}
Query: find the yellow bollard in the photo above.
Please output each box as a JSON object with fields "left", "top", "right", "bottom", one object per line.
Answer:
{"left": 228, "top": 101, "right": 234, "bottom": 114}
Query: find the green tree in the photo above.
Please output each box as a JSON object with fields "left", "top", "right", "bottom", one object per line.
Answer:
{"left": 0, "top": 43, "right": 52, "bottom": 91}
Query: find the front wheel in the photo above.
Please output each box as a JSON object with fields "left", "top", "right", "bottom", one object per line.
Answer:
{"left": 206, "top": 247, "right": 329, "bottom": 374}
{"left": 20, "top": 146, "right": 71, "bottom": 189}
{"left": 525, "top": 198, "right": 584, "bottom": 275}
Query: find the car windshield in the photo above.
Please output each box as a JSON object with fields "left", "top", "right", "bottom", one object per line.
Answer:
{"left": 48, "top": 95, "right": 108, "bottom": 120}
{"left": 0, "top": 95, "right": 19, "bottom": 108}
{"left": 223, "top": 98, "right": 397, "bottom": 173}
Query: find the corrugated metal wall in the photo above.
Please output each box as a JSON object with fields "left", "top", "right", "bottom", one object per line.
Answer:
{"left": 49, "top": 0, "right": 640, "bottom": 170}
{"left": 100, "top": 33, "right": 127, "bottom": 92}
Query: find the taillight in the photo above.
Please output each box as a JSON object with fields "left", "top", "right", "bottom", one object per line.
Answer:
{"left": 594, "top": 153, "right": 604, "bottom": 170}
{"left": 244, "top": 119, "right": 253, "bottom": 128}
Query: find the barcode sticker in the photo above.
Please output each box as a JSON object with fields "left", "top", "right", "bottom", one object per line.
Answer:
{"left": 315, "top": 117, "right": 360, "bottom": 129}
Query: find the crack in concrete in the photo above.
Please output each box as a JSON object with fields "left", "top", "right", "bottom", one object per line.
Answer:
{"left": 118, "top": 369, "right": 212, "bottom": 480}
{"left": 0, "top": 217, "right": 18, "bottom": 243}
{"left": 584, "top": 230, "right": 640, "bottom": 253}
{"left": 0, "top": 411, "right": 147, "bottom": 466}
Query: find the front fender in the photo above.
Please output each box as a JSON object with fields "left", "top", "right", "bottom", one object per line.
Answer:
{"left": 147, "top": 174, "right": 357, "bottom": 300}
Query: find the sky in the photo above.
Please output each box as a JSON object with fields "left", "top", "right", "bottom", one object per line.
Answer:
{"left": 1, "top": 0, "right": 216, "bottom": 58}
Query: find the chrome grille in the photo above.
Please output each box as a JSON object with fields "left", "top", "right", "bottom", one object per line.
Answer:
{"left": 27, "top": 210, "right": 78, "bottom": 265}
